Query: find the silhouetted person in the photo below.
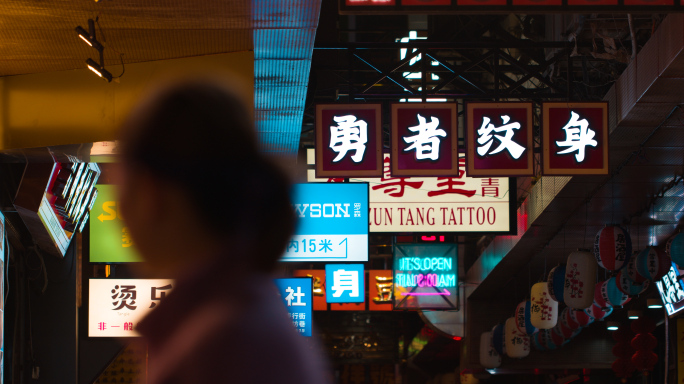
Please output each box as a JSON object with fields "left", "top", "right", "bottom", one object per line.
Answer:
{"left": 116, "top": 77, "right": 329, "bottom": 384}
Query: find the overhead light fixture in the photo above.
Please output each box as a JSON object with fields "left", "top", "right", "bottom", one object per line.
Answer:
{"left": 75, "top": 20, "right": 103, "bottom": 52}
{"left": 77, "top": 18, "right": 117, "bottom": 82}
{"left": 606, "top": 321, "right": 620, "bottom": 331}
{"left": 86, "top": 59, "right": 112, "bottom": 82}
{"left": 647, "top": 298, "right": 663, "bottom": 309}
{"left": 628, "top": 310, "right": 642, "bottom": 320}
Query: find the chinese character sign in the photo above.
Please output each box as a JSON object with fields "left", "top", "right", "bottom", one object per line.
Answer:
{"left": 542, "top": 102, "right": 609, "bottom": 175}
{"left": 326, "top": 264, "right": 365, "bottom": 303}
{"left": 466, "top": 102, "right": 534, "bottom": 176}
{"left": 393, "top": 243, "right": 458, "bottom": 310}
{"left": 89, "top": 184, "right": 144, "bottom": 263}
{"left": 274, "top": 278, "right": 313, "bottom": 337}
{"left": 89, "top": 279, "right": 174, "bottom": 337}
{"left": 316, "top": 104, "right": 383, "bottom": 178}
{"left": 656, "top": 263, "right": 684, "bottom": 316}
{"left": 391, "top": 103, "right": 459, "bottom": 177}
{"left": 282, "top": 183, "right": 369, "bottom": 262}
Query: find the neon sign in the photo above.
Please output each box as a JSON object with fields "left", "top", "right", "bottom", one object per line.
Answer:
{"left": 655, "top": 262, "right": 684, "bottom": 317}
{"left": 393, "top": 243, "right": 458, "bottom": 309}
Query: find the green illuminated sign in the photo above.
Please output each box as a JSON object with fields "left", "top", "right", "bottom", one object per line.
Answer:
{"left": 393, "top": 243, "right": 458, "bottom": 310}
{"left": 89, "top": 184, "right": 142, "bottom": 263}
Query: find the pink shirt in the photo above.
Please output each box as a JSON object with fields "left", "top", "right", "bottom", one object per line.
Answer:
{"left": 138, "top": 259, "right": 330, "bottom": 384}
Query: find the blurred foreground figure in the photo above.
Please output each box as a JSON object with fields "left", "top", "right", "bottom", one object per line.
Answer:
{"left": 117, "top": 77, "right": 329, "bottom": 384}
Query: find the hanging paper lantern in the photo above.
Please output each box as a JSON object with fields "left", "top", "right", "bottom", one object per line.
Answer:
{"left": 612, "top": 358, "right": 636, "bottom": 380}
{"left": 616, "top": 270, "right": 650, "bottom": 296}
{"left": 635, "top": 247, "right": 670, "bottom": 281}
{"left": 491, "top": 323, "right": 506, "bottom": 356}
{"left": 585, "top": 302, "right": 613, "bottom": 320}
{"left": 540, "top": 329, "right": 559, "bottom": 350}
{"left": 561, "top": 307, "right": 581, "bottom": 330}
{"left": 631, "top": 350, "right": 658, "bottom": 372}
{"left": 531, "top": 331, "right": 546, "bottom": 351}
{"left": 505, "top": 317, "right": 530, "bottom": 358}
{"left": 514, "top": 301, "right": 538, "bottom": 336}
{"left": 479, "top": 331, "right": 501, "bottom": 369}
{"left": 530, "top": 282, "right": 558, "bottom": 329}
{"left": 564, "top": 251, "right": 597, "bottom": 309}
{"left": 594, "top": 281, "right": 609, "bottom": 308}
{"left": 570, "top": 308, "right": 594, "bottom": 327}
{"left": 598, "top": 277, "right": 631, "bottom": 307}
{"left": 631, "top": 333, "right": 657, "bottom": 351}
{"left": 667, "top": 233, "right": 684, "bottom": 268}
{"left": 550, "top": 325, "right": 566, "bottom": 347}
{"left": 556, "top": 317, "right": 575, "bottom": 339}
{"left": 547, "top": 265, "right": 566, "bottom": 303}
{"left": 626, "top": 251, "right": 646, "bottom": 283}
{"left": 594, "top": 226, "right": 632, "bottom": 271}
{"left": 459, "top": 370, "right": 480, "bottom": 384}
{"left": 612, "top": 342, "right": 635, "bottom": 358}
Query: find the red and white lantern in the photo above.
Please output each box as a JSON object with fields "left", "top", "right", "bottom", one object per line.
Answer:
{"left": 594, "top": 226, "right": 632, "bottom": 271}
{"left": 585, "top": 302, "right": 613, "bottom": 320}
{"left": 514, "top": 301, "right": 538, "bottom": 336}
{"left": 564, "top": 250, "right": 597, "bottom": 309}
{"left": 547, "top": 265, "right": 566, "bottom": 303}
{"left": 616, "top": 270, "right": 650, "bottom": 296}
{"left": 626, "top": 251, "right": 645, "bottom": 283}
{"left": 479, "top": 331, "right": 501, "bottom": 369}
{"left": 635, "top": 247, "right": 670, "bottom": 281}
{"left": 530, "top": 282, "right": 558, "bottom": 329}
{"left": 561, "top": 307, "right": 581, "bottom": 331}
{"left": 505, "top": 317, "right": 530, "bottom": 358}
{"left": 570, "top": 308, "right": 594, "bottom": 327}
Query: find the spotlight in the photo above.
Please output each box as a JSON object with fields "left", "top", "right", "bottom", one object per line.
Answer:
{"left": 628, "top": 310, "right": 642, "bottom": 320}
{"left": 606, "top": 321, "right": 620, "bottom": 331}
{"left": 75, "top": 20, "right": 103, "bottom": 51}
{"left": 647, "top": 298, "right": 663, "bottom": 309}
{"left": 86, "top": 59, "right": 112, "bottom": 82}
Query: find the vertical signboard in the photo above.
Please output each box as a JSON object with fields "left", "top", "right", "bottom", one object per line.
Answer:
{"left": 466, "top": 102, "right": 534, "bottom": 176}
{"left": 368, "top": 270, "right": 394, "bottom": 311}
{"left": 90, "top": 184, "right": 143, "bottom": 263}
{"left": 316, "top": 104, "right": 383, "bottom": 178}
{"left": 391, "top": 103, "right": 459, "bottom": 177}
{"left": 655, "top": 262, "right": 684, "bottom": 316}
{"left": 542, "top": 102, "right": 609, "bottom": 175}
{"left": 275, "top": 278, "right": 313, "bottom": 337}
{"left": 393, "top": 243, "right": 458, "bottom": 309}
{"left": 89, "top": 279, "right": 174, "bottom": 337}
{"left": 282, "top": 183, "right": 369, "bottom": 262}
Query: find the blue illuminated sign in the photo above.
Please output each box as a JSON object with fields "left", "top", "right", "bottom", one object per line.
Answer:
{"left": 655, "top": 262, "right": 684, "bottom": 317}
{"left": 274, "top": 278, "right": 312, "bottom": 337}
{"left": 325, "top": 264, "right": 365, "bottom": 303}
{"left": 282, "top": 183, "right": 369, "bottom": 262}
{"left": 393, "top": 243, "right": 458, "bottom": 310}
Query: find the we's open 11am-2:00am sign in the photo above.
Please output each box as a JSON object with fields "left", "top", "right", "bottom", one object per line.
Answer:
{"left": 393, "top": 243, "right": 458, "bottom": 310}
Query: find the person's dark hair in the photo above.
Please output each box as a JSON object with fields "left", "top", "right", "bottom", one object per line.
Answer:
{"left": 119, "top": 78, "right": 295, "bottom": 272}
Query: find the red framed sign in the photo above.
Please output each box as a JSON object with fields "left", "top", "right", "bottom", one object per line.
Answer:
{"left": 465, "top": 102, "right": 534, "bottom": 177}
{"left": 542, "top": 102, "right": 609, "bottom": 176}
{"left": 315, "top": 104, "right": 383, "bottom": 178}
{"left": 390, "top": 103, "right": 458, "bottom": 177}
